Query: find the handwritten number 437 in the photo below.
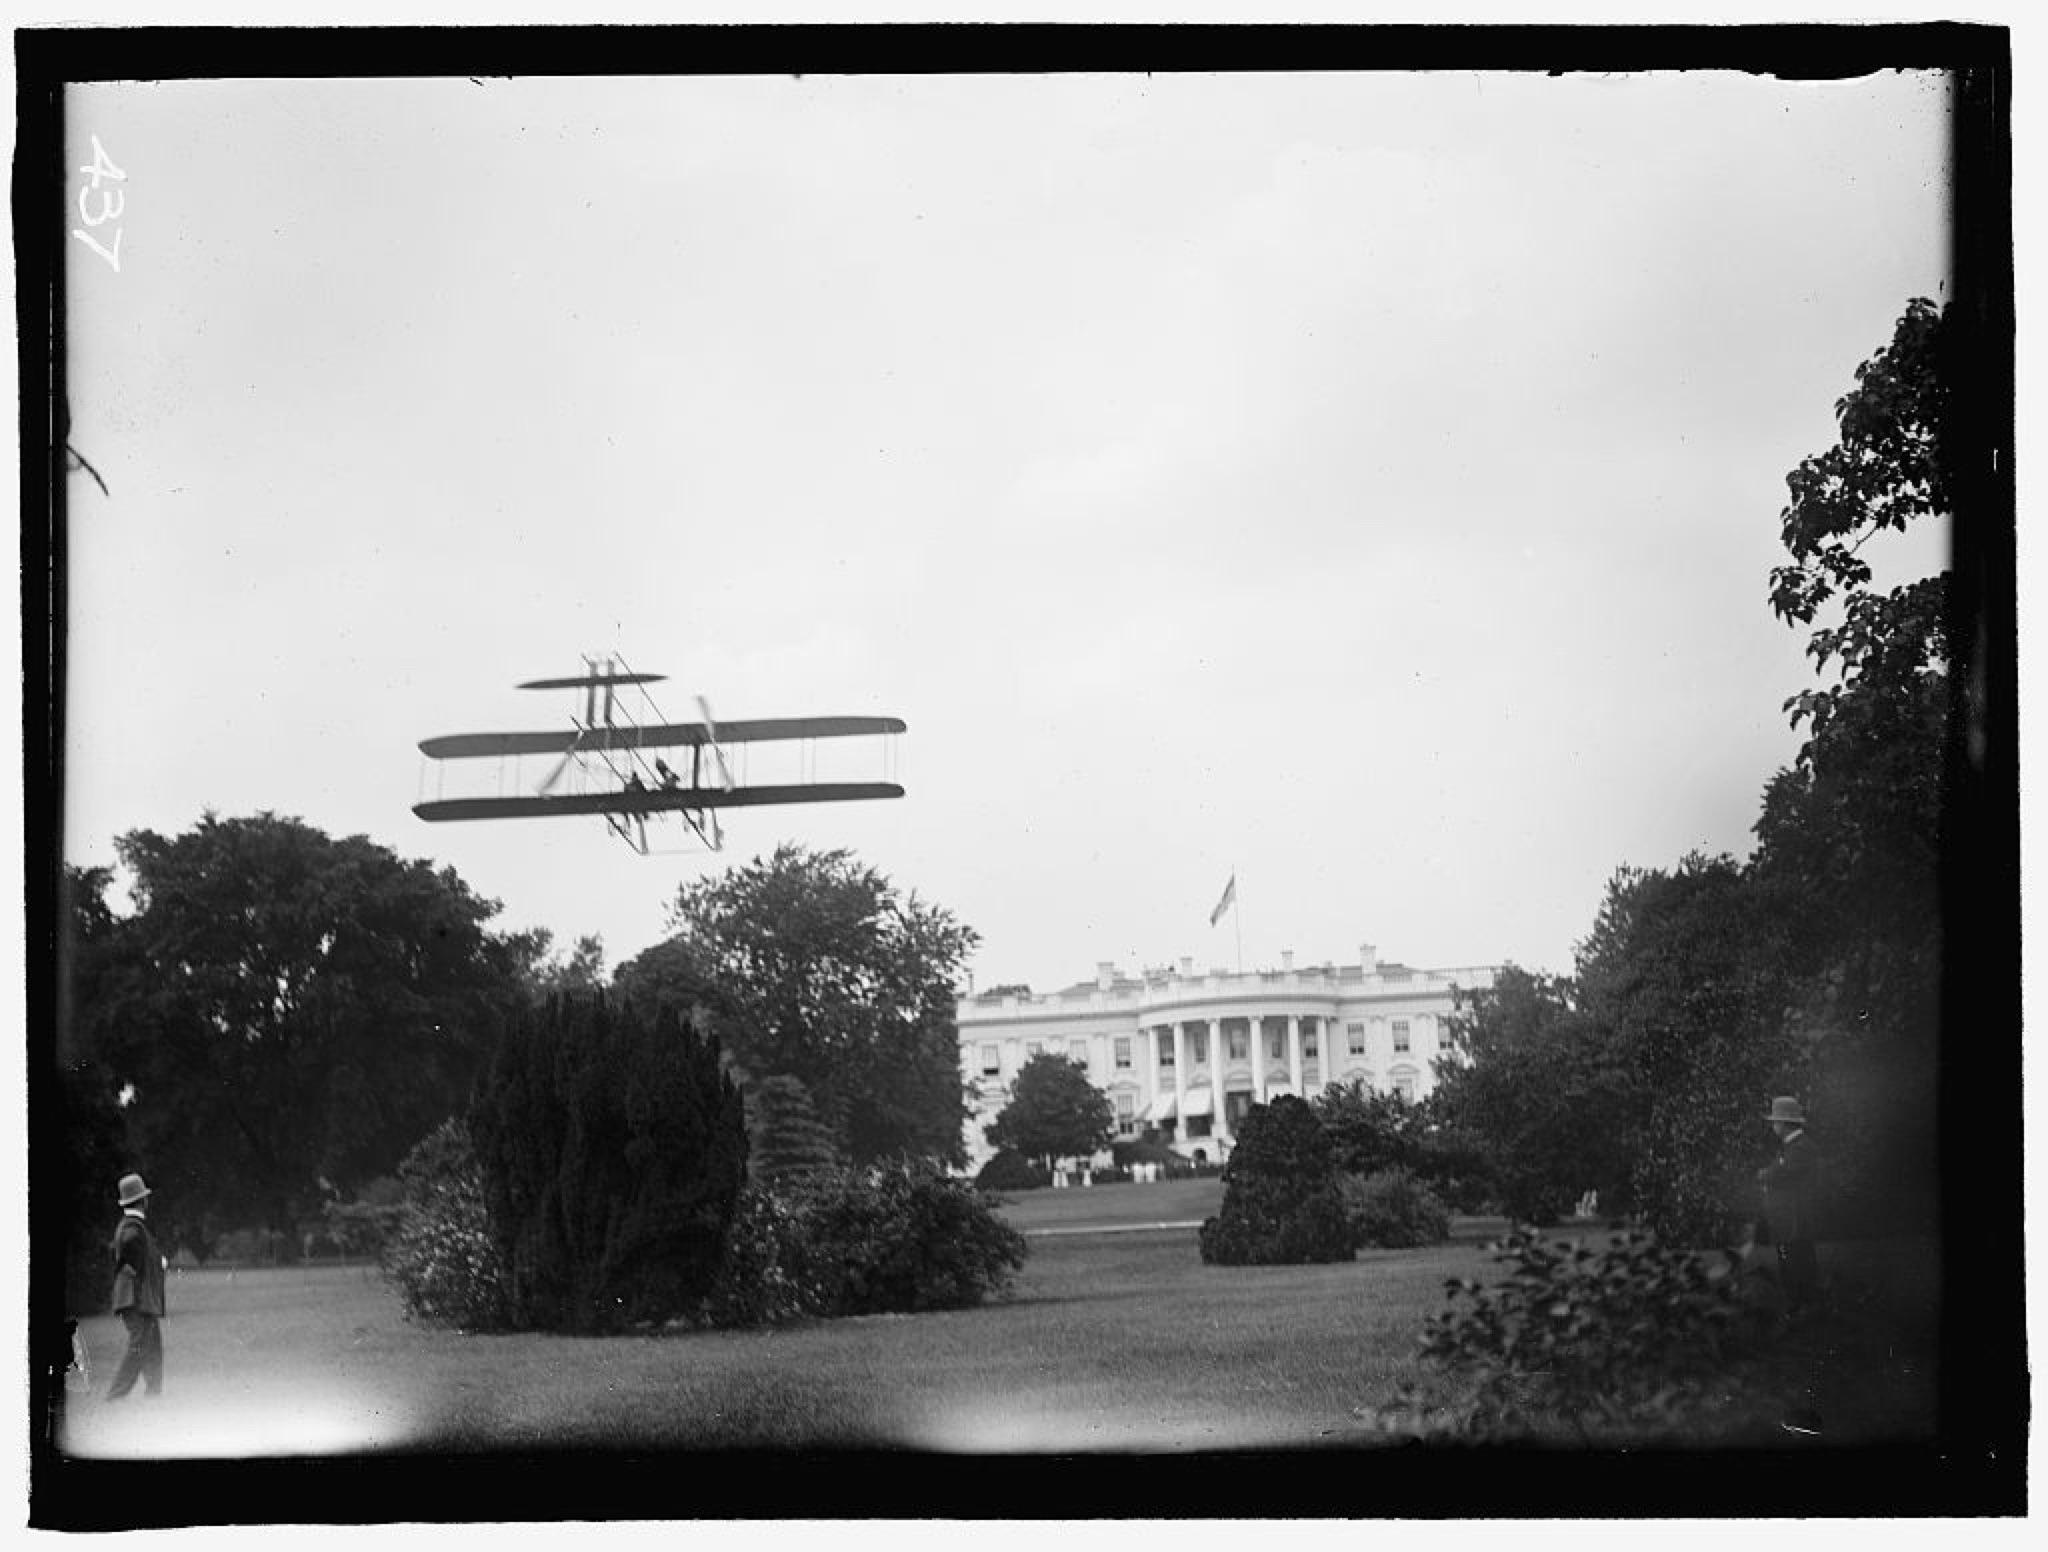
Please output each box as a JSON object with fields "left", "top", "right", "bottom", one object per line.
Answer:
{"left": 73, "top": 135, "right": 126, "bottom": 272}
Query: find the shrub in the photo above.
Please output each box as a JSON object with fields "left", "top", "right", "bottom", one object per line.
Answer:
{"left": 1341, "top": 1168, "right": 1451, "bottom": 1250}
{"left": 469, "top": 994, "right": 748, "bottom": 1334}
{"left": 1371, "top": 1227, "right": 1759, "bottom": 1443}
{"left": 1111, "top": 1137, "right": 1189, "bottom": 1175}
{"left": 1199, "top": 1096, "right": 1354, "bottom": 1266}
{"left": 745, "top": 1074, "right": 842, "bottom": 1193}
{"left": 802, "top": 1161, "right": 1028, "bottom": 1315}
{"left": 382, "top": 1118, "right": 508, "bottom": 1329}
{"left": 698, "top": 1185, "right": 829, "bottom": 1328}
{"left": 975, "top": 1148, "right": 1051, "bottom": 1193}
{"left": 324, "top": 1176, "right": 404, "bottom": 1260}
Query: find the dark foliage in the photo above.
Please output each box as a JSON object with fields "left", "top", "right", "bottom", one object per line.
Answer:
{"left": 800, "top": 1161, "right": 1029, "bottom": 1316}
{"left": 55, "top": 1055, "right": 131, "bottom": 1313}
{"left": 621, "top": 845, "right": 978, "bottom": 1166}
{"left": 322, "top": 1175, "right": 404, "bottom": 1261}
{"left": 983, "top": 1052, "right": 1115, "bottom": 1168}
{"left": 1755, "top": 297, "right": 1952, "bottom": 1235}
{"left": 1340, "top": 1168, "right": 1452, "bottom": 1250}
{"left": 1432, "top": 967, "right": 1632, "bottom": 1226}
{"left": 1373, "top": 1227, "right": 1761, "bottom": 1443}
{"left": 1312, "top": 1079, "right": 1488, "bottom": 1211}
{"left": 698, "top": 1164, "right": 1027, "bottom": 1327}
{"left": 469, "top": 993, "right": 748, "bottom": 1334}
{"left": 698, "top": 1185, "right": 829, "bottom": 1328}
{"left": 974, "top": 1148, "right": 1051, "bottom": 1192}
{"left": 1110, "top": 1137, "right": 1191, "bottom": 1175}
{"left": 1199, "top": 1095, "right": 1353, "bottom": 1266}
{"left": 1575, "top": 856, "right": 1805, "bottom": 1245}
{"left": 61, "top": 816, "right": 530, "bottom": 1247}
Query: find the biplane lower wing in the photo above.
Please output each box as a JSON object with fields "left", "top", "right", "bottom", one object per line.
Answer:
{"left": 418, "top": 715, "right": 906, "bottom": 761}
{"left": 413, "top": 782, "right": 905, "bottom": 823}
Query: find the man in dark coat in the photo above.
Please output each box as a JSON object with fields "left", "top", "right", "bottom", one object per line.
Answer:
{"left": 106, "top": 1172, "right": 167, "bottom": 1399}
{"left": 1758, "top": 1097, "right": 1820, "bottom": 1314}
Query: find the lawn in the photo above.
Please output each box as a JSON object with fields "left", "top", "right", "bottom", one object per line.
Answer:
{"left": 57, "top": 1221, "right": 1494, "bottom": 1462}
{"left": 52, "top": 1205, "right": 1940, "bottom": 1469}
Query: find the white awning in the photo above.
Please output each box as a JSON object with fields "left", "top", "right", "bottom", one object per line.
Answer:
{"left": 1144, "top": 1093, "right": 1178, "bottom": 1122}
{"left": 1181, "top": 1088, "right": 1214, "bottom": 1117}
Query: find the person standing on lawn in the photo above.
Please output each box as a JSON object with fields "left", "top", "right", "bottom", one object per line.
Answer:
{"left": 105, "top": 1172, "right": 167, "bottom": 1399}
{"left": 1758, "top": 1096, "right": 1820, "bottom": 1316}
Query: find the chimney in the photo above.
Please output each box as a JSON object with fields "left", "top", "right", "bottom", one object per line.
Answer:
{"left": 1096, "top": 961, "right": 1115, "bottom": 990}
{"left": 1179, "top": 956, "right": 1194, "bottom": 977}
{"left": 1281, "top": 949, "right": 1294, "bottom": 972}
{"left": 1361, "top": 942, "right": 1378, "bottom": 975}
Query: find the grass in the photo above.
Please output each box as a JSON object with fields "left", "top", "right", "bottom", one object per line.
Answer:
{"left": 52, "top": 1199, "right": 1940, "bottom": 1466}
{"left": 58, "top": 1221, "right": 1497, "bottom": 1460}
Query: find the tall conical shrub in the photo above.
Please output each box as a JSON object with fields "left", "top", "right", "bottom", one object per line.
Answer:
{"left": 471, "top": 992, "right": 747, "bottom": 1333}
{"left": 746, "top": 1073, "right": 842, "bottom": 1194}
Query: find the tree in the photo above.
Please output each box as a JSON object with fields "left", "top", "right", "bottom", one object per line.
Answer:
{"left": 983, "top": 1053, "right": 1114, "bottom": 1169}
{"left": 1432, "top": 966, "right": 1636, "bottom": 1225}
{"left": 621, "top": 844, "right": 978, "bottom": 1166}
{"left": 517, "top": 931, "right": 608, "bottom": 999}
{"left": 67, "top": 813, "right": 531, "bottom": 1249}
{"left": 469, "top": 993, "right": 748, "bottom": 1334}
{"left": 1572, "top": 856, "right": 1802, "bottom": 1244}
{"left": 1757, "top": 298, "right": 1955, "bottom": 1232}
{"left": 1312, "top": 1078, "right": 1430, "bottom": 1177}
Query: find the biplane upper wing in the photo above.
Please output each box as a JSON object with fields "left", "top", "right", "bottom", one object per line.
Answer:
{"left": 414, "top": 782, "right": 905, "bottom": 823}
{"left": 418, "top": 715, "right": 907, "bottom": 761}
{"left": 516, "top": 670, "right": 667, "bottom": 690}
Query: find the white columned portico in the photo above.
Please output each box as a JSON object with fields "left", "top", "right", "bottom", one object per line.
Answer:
{"left": 1288, "top": 1014, "right": 1303, "bottom": 1093}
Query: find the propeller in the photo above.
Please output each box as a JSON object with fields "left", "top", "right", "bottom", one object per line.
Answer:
{"left": 537, "top": 728, "right": 585, "bottom": 796}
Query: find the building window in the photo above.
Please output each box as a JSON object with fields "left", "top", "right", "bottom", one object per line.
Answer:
{"left": 1227, "top": 1028, "right": 1248, "bottom": 1061}
{"left": 1025, "top": 1041, "right": 1043, "bottom": 1059}
{"left": 1159, "top": 1039, "right": 1175, "bottom": 1068}
{"left": 1392, "top": 1020, "right": 1411, "bottom": 1054}
{"left": 1347, "top": 1022, "right": 1366, "bottom": 1056}
{"left": 1304, "top": 1028, "right": 1320, "bottom": 1059}
{"left": 1069, "top": 1038, "right": 1089, "bottom": 1066}
{"left": 1268, "top": 1028, "right": 1286, "bottom": 1060}
{"left": 1115, "top": 1092, "right": 1136, "bottom": 1136}
{"left": 979, "top": 1044, "right": 1000, "bottom": 1077}
{"left": 1191, "top": 1030, "right": 1209, "bottom": 1066}
{"left": 1393, "top": 1073, "right": 1417, "bottom": 1104}
{"left": 1114, "top": 1035, "right": 1133, "bottom": 1069}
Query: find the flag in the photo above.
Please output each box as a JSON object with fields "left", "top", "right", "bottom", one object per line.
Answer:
{"left": 1209, "top": 873, "right": 1237, "bottom": 927}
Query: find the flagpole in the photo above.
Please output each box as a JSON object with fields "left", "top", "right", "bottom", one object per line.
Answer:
{"left": 1233, "top": 863, "right": 1242, "bottom": 974}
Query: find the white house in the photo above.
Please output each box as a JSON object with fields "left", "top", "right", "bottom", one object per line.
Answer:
{"left": 956, "top": 944, "right": 1496, "bottom": 1171}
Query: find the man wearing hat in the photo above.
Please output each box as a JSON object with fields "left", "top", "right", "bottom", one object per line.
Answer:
{"left": 106, "top": 1172, "right": 167, "bottom": 1399}
{"left": 1758, "top": 1097, "right": 1820, "bottom": 1314}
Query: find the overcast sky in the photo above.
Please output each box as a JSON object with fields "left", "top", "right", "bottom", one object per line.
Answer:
{"left": 61, "top": 68, "right": 1953, "bottom": 994}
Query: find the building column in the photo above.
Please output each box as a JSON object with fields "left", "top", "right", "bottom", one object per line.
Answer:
{"left": 1171, "top": 1022, "right": 1189, "bottom": 1143}
{"left": 1249, "top": 1016, "right": 1265, "bottom": 1104}
{"left": 1288, "top": 1014, "right": 1303, "bottom": 1094}
{"left": 1205, "top": 1018, "right": 1225, "bottom": 1143}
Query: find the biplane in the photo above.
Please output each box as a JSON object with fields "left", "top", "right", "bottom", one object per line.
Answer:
{"left": 413, "top": 658, "right": 905, "bottom": 854}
